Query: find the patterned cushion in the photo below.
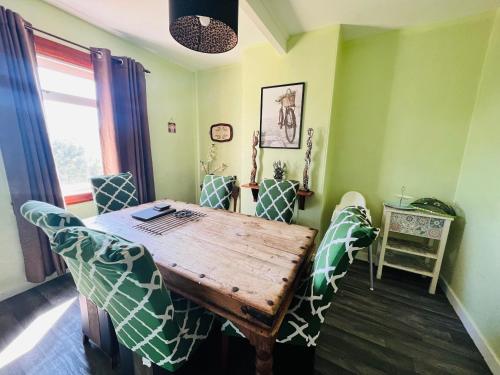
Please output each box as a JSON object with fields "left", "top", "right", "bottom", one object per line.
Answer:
{"left": 20, "top": 200, "right": 85, "bottom": 238}
{"left": 199, "top": 175, "right": 236, "bottom": 210}
{"left": 222, "top": 206, "right": 379, "bottom": 346}
{"left": 255, "top": 179, "right": 299, "bottom": 223}
{"left": 91, "top": 172, "right": 140, "bottom": 214}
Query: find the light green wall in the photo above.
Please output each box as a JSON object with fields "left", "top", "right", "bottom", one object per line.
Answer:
{"left": 324, "top": 14, "right": 494, "bottom": 231}
{"left": 0, "top": 0, "right": 198, "bottom": 300}
{"left": 196, "top": 64, "right": 243, "bottom": 199}
{"left": 197, "top": 27, "right": 341, "bottom": 230}
{"left": 442, "top": 9, "right": 500, "bottom": 364}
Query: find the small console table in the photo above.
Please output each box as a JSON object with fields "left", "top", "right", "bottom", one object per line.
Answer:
{"left": 376, "top": 204, "right": 454, "bottom": 294}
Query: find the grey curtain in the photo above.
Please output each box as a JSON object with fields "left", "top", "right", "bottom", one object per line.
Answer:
{"left": 91, "top": 48, "right": 155, "bottom": 203}
{"left": 0, "top": 7, "right": 66, "bottom": 282}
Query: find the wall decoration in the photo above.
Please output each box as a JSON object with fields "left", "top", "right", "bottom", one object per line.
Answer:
{"left": 302, "top": 128, "right": 314, "bottom": 191}
{"left": 260, "top": 82, "right": 305, "bottom": 149}
{"left": 249, "top": 130, "right": 259, "bottom": 185}
{"left": 200, "top": 142, "right": 228, "bottom": 175}
{"left": 210, "top": 123, "right": 233, "bottom": 142}
{"left": 168, "top": 121, "right": 176, "bottom": 133}
{"left": 273, "top": 160, "right": 287, "bottom": 180}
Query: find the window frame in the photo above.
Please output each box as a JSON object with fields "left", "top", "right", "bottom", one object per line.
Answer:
{"left": 35, "top": 36, "right": 98, "bottom": 206}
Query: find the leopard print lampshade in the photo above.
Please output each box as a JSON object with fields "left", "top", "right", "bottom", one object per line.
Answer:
{"left": 169, "top": 0, "right": 238, "bottom": 53}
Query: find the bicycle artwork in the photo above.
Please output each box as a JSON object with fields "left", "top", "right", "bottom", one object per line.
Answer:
{"left": 259, "top": 82, "right": 305, "bottom": 149}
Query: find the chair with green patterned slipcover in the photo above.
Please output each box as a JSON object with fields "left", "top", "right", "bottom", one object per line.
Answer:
{"left": 21, "top": 201, "right": 214, "bottom": 373}
{"left": 199, "top": 175, "right": 236, "bottom": 210}
{"left": 255, "top": 178, "right": 299, "bottom": 224}
{"left": 91, "top": 172, "right": 140, "bottom": 214}
{"left": 221, "top": 206, "right": 379, "bottom": 350}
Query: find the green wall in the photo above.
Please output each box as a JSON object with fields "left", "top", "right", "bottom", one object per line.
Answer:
{"left": 324, "top": 14, "right": 494, "bottom": 230}
{"left": 441, "top": 9, "right": 500, "bottom": 365}
{"left": 0, "top": 0, "right": 198, "bottom": 300}
{"left": 197, "top": 27, "right": 341, "bottom": 230}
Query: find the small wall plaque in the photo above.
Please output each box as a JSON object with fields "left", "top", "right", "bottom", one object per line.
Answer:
{"left": 210, "top": 123, "right": 233, "bottom": 142}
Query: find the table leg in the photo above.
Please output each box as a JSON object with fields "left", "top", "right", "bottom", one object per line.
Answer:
{"left": 255, "top": 337, "right": 274, "bottom": 375}
{"left": 368, "top": 245, "right": 374, "bottom": 291}
{"left": 238, "top": 325, "right": 276, "bottom": 375}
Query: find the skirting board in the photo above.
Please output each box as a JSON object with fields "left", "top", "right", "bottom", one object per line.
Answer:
{"left": 440, "top": 277, "right": 500, "bottom": 375}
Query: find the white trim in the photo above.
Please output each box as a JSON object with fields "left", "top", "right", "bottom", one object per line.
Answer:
{"left": 440, "top": 277, "right": 500, "bottom": 375}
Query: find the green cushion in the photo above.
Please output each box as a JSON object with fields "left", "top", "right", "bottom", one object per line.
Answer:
{"left": 255, "top": 179, "right": 299, "bottom": 223}
{"left": 222, "top": 206, "right": 379, "bottom": 347}
{"left": 91, "top": 172, "right": 140, "bottom": 214}
{"left": 20, "top": 200, "right": 85, "bottom": 238}
{"left": 199, "top": 175, "right": 236, "bottom": 210}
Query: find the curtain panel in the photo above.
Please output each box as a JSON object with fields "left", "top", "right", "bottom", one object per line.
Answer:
{"left": 0, "top": 7, "right": 66, "bottom": 282}
{"left": 91, "top": 48, "right": 155, "bottom": 203}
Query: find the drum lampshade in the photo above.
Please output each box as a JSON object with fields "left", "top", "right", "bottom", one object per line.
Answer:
{"left": 169, "top": 0, "right": 239, "bottom": 54}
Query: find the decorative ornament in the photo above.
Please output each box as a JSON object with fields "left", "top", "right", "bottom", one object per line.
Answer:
{"left": 250, "top": 130, "right": 259, "bottom": 185}
{"left": 200, "top": 142, "right": 228, "bottom": 175}
{"left": 210, "top": 123, "right": 233, "bottom": 142}
{"left": 302, "top": 128, "right": 314, "bottom": 191}
{"left": 273, "top": 160, "right": 287, "bottom": 180}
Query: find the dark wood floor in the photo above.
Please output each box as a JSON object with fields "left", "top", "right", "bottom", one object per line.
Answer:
{"left": 0, "top": 261, "right": 491, "bottom": 375}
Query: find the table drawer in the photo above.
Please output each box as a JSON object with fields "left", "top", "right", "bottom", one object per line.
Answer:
{"left": 389, "top": 213, "right": 444, "bottom": 239}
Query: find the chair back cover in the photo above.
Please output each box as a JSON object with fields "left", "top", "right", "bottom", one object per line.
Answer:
{"left": 199, "top": 175, "right": 236, "bottom": 210}
{"left": 21, "top": 202, "right": 213, "bottom": 372}
{"left": 255, "top": 179, "right": 299, "bottom": 223}
{"left": 222, "top": 206, "right": 379, "bottom": 347}
{"left": 91, "top": 172, "right": 140, "bottom": 214}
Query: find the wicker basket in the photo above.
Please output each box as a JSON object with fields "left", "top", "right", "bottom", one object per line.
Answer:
{"left": 281, "top": 88, "right": 296, "bottom": 107}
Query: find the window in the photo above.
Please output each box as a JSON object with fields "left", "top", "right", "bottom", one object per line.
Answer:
{"left": 35, "top": 36, "right": 103, "bottom": 205}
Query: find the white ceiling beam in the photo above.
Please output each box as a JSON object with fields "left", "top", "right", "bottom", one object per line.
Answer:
{"left": 241, "top": 0, "right": 288, "bottom": 54}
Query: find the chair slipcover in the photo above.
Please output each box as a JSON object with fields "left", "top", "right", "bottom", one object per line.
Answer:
{"left": 199, "top": 175, "right": 236, "bottom": 210}
{"left": 91, "top": 172, "right": 140, "bottom": 214}
{"left": 222, "top": 206, "right": 379, "bottom": 347}
{"left": 255, "top": 179, "right": 299, "bottom": 224}
{"left": 21, "top": 201, "right": 213, "bottom": 372}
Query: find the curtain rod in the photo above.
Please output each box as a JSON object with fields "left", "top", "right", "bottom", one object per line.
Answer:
{"left": 25, "top": 24, "right": 151, "bottom": 74}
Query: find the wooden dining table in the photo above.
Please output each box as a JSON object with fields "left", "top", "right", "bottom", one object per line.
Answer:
{"left": 84, "top": 200, "right": 317, "bottom": 375}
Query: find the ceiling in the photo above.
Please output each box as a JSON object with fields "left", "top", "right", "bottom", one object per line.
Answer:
{"left": 44, "top": 0, "right": 500, "bottom": 70}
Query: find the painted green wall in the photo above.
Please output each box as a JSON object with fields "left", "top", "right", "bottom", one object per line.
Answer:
{"left": 197, "top": 27, "right": 341, "bottom": 230}
{"left": 196, "top": 64, "right": 243, "bottom": 199}
{"left": 0, "top": 0, "right": 198, "bottom": 300}
{"left": 442, "top": 9, "right": 500, "bottom": 365}
{"left": 324, "top": 14, "right": 494, "bottom": 231}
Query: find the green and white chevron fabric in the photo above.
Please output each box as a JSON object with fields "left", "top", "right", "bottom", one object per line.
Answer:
{"left": 20, "top": 200, "right": 85, "bottom": 237}
{"left": 222, "top": 206, "right": 379, "bottom": 347}
{"left": 91, "top": 172, "right": 140, "bottom": 214}
{"left": 255, "top": 179, "right": 299, "bottom": 224}
{"left": 21, "top": 201, "right": 214, "bottom": 372}
{"left": 199, "top": 175, "right": 236, "bottom": 210}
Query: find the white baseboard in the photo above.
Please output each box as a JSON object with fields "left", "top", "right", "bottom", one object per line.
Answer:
{"left": 440, "top": 277, "right": 500, "bottom": 375}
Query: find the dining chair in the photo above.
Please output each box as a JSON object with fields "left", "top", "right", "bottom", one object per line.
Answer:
{"left": 221, "top": 206, "right": 379, "bottom": 364}
{"left": 91, "top": 171, "right": 140, "bottom": 214}
{"left": 255, "top": 178, "right": 300, "bottom": 224}
{"left": 20, "top": 200, "right": 119, "bottom": 365}
{"left": 21, "top": 202, "right": 214, "bottom": 374}
{"left": 199, "top": 175, "right": 236, "bottom": 210}
{"left": 332, "top": 191, "right": 376, "bottom": 290}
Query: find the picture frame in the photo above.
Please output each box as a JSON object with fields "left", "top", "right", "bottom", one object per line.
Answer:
{"left": 259, "top": 82, "right": 305, "bottom": 149}
{"left": 210, "top": 123, "right": 233, "bottom": 142}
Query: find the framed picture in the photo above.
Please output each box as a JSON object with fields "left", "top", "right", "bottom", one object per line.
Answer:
{"left": 210, "top": 123, "right": 233, "bottom": 142}
{"left": 259, "top": 82, "right": 305, "bottom": 149}
{"left": 168, "top": 121, "right": 176, "bottom": 133}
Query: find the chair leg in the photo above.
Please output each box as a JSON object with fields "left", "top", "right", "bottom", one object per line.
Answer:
{"left": 368, "top": 245, "right": 374, "bottom": 291}
{"left": 221, "top": 334, "right": 229, "bottom": 374}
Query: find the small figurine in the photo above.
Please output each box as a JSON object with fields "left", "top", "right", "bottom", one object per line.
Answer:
{"left": 250, "top": 130, "right": 259, "bottom": 185}
{"left": 273, "top": 160, "right": 287, "bottom": 180}
{"left": 303, "top": 128, "right": 314, "bottom": 191}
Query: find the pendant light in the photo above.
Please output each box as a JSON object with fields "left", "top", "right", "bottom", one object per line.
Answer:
{"left": 169, "top": 0, "right": 239, "bottom": 54}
